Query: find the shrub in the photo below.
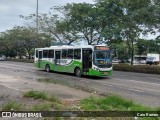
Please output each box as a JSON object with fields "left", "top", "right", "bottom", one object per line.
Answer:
{"left": 113, "top": 64, "right": 160, "bottom": 74}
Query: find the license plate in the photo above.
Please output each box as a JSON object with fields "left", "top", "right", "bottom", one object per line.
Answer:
{"left": 102, "top": 72, "right": 108, "bottom": 74}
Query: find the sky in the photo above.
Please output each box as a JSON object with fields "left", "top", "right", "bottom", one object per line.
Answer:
{"left": 0, "top": 0, "right": 94, "bottom": 32}
{"left": 0, "top": 0, "right": 159, "bottom": 39}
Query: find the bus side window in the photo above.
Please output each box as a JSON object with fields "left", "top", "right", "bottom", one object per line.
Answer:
{"left": 74, "top": 49, "right": 81, "bottom": 59}
{"left": 62, "top": 49, "right": 67, "bottom": 59}
{"left": 43, "top": 50, "right": 48, "bottom": 58}
{"left": 48, "top": 50, "right": 54, "bottom": 58}
{"left": 36, "top": 50, "right": 38, "bottom": 58}
{"left": 67, "top": 49, "right": 73, "bottom": 59}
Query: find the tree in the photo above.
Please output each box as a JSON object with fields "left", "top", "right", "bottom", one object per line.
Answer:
{"left": 19, "top": 0, "right": 160, "bottom": 61}
{"left": 0, "top": 32, "right": 17, "bottom": 57}
{"left": 57, "top": 3, "right": 102, "bottom": 45}
{"left": 155, "top": 36, "right": 160, "bottom": 54}
{"left": 117, "top": 0, "right": 158, "bottom": 65}
{"left": 15, "top": 26, "right": 38, "bottom": 59}
{"left": 1, "top": 28, "right": 25, "bottom": 58}
{"left": 109, "top": 41, "right": 129, "bottom": 60}
{"left": 20, "top": 12, "right": 78, "bottom": 45}
{"left": 95, "top": 0, "right": 124, "bottom": 44}
{"left": 0, "top": 26, "right": 51, "bottom": 58}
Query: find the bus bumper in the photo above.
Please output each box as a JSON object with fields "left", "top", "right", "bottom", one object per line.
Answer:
{"left": 84, "top": 69, "right": 112, "bottom": 77}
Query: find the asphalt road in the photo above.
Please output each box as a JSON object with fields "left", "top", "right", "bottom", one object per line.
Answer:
{"left": 0, "top": 61, "right": 95, "bottom": 104}
{"left": 0, "top": 61, "right": 160, "bottom": 107}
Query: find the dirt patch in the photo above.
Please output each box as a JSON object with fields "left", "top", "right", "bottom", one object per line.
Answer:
{"left": 0, "top": 95, "right": 81, "bottom": 111}
{"left": 61, "top": 99, "right": 80, "bottom": 106}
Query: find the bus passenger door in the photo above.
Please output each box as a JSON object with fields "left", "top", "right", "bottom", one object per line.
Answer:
{"left": 82, "top": 49, "right": 92, "bottom": 72}
{"left": 38, "top": 50, "right": 42, "bottom": 68}
{"left": 55, "top": 51, "right": 61, "bottom": 65}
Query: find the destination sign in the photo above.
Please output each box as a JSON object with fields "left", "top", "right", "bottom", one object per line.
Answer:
{"left": 94, "top": 46, "right": 109, "bottom": 50}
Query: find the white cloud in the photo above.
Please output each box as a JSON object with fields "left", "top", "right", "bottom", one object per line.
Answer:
{"left": 0, "top": 0, "right": 94, "bottom": 32}
{"left": 0, "top": 3, "right": 10, "bottom": 11}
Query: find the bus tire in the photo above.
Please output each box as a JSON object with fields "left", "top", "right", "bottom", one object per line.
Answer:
{"left": 45, "top": 64, "right": 50, "bottom": 72}
{"left": 75, "top": 68, "right": 82, "bottom": 77}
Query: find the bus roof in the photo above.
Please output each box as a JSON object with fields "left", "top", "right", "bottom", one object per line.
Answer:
{"left": 35, "top": 45, "right": 108, "bottom": 50}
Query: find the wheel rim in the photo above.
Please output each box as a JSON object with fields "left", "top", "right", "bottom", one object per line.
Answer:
{"left": 46, "top": 65, "right": 50, "bottom": 72}
{"left": 76, "top": 68, "right": 81, "bottom": 76}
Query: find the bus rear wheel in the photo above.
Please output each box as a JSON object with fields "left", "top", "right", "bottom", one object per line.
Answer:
{"left": 75, "top": 68, "right": 82, "bottom": 77}
{"left": 45, "top": 64, "right": 50, "bottom": 72}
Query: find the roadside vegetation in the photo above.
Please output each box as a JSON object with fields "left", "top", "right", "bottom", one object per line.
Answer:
{"left": 1, "top": 90, "right": 63, "bottom": 111}
{"left": 1, "top": 93, "right": 159, "bottom": 120}
{"left": 113, "top": 64, "right": 160, "bottom": 74}
{"left": 80, "top": 95, "right": 153, "bottom": 111}
{"left": 23, "top": 90, "right": 47, "bottom": 100}
{"left": 2, "top": 101, "right": 25, "bottom": 111}
{"left": 79, "top": 95, "right": 160, "bottom": 120}
{"left": 23, "top": 90, "right": 61, "bottom": 103}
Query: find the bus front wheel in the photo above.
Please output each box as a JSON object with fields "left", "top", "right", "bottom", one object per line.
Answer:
{"left": 45, "top": 64, "right": 50, "bottom": 72}
{"left": 75, "top": 68, "right": 82, "bottom": 77}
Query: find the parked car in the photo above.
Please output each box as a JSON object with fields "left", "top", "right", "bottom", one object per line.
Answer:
{"left": 0, "top": 57, "right": 5, "bottom": 61}
{"left": 146, "top": 56, "right": 159, "bottom": 65}
{"left": 139, "top": 60, "right": 146, "bottom": 64}
{"left": 133, "top": 60, "right": 139, "bottom": 64}
{"left": 146, "top": 53, "right": 160, "bottom": 65}
{"left": 112, "top": 58, "right": 121, "bottom": 63}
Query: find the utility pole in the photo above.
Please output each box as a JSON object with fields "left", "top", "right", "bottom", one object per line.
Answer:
{"left": 36, "top": 0, "right": 39, "bottom": 47}
{"left": 36, "top": 0, "right": 38, "bottom": 33}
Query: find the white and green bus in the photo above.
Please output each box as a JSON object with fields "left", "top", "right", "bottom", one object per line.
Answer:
{"left": 34, "top": 45, "right": 112, "bottom": 77}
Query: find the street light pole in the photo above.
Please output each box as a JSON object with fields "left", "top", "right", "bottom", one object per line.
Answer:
{"left": 36, "top": 0, "right": 38, "bottom": 33}
{"left": 35, "top": 0, "right": 39, "bottom": 48}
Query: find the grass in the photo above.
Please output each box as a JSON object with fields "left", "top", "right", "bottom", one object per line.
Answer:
{"left": 80, "top": 95, "right": 154, "bottom": 111}
{"left": 1, "top": 94, "right": 160, "bottom": 120}
{"left": 23, "top": 90, "right": 61, "bottom": 103}
{"left": 32, "top": 103, "right": 51, "bottom": 111}
{"left": 2, "top": 101, "right": 25, "bottom": 111}
{"left": 79, "top": 95, "right": 160, "bottom": 120}
{"left": 1, "top": 91, "right": 63, "bottom": 111}
{"left": 23, "top": 90, "right": 63, "bottom": 111}
{"left": 0, "top": 91, "right": 64, "bottom": 111}
{"left": 23, "top": 90, "right": 47, "bottom": 99}
{"left": 31, "top": 102, "right": 62, "bottom": 111}
{"left": 48, "top": 95, "right": 60, "bottom": 103}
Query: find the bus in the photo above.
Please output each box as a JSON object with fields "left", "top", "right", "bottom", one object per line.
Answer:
{"left": 133, "top": 55, "right": 147, "bottom": 64}
{"left": 34, "top": 45, "right": 112, "bottom": 77}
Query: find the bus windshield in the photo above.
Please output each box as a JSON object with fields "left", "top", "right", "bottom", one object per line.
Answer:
{"left": 93, "top": 51, "right": 112, "bottom": 68}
